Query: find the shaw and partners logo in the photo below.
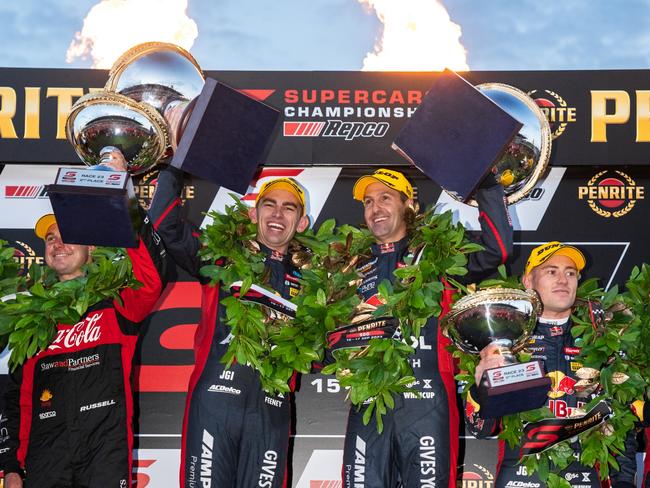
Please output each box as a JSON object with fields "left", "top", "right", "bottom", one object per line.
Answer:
{"left": 528, "top": 89, "right": 577, "bottom": 139}
{"left": 578, "top": 170, "right": 644, "bottom": 218}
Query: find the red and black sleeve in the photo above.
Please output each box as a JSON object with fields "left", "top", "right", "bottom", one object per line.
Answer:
{"left": 147, "top": 166, "right": 203, "bottom": 278}
{"left": 114, "top": 209, "right": 168, "bottom": 324}
{"left": 465, "top": 176, "right": 513, "bottom": 284}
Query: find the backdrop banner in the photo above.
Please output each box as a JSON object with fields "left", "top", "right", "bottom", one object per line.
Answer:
{"left": 0, "top": 69, "right": 649, "bottom": 487}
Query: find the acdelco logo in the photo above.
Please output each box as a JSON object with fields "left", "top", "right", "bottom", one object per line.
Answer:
{"left": 528, "top": 89, "right": 576, "bottom": 139}
{"left": 207, "top": 384, "right": 241, "bottom": 395}
{"left": 578, "top": 170, "right": 644, "bottom": 218}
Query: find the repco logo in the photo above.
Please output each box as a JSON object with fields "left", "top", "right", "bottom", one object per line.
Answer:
{"left": 528, "top": 89, "right": 576, "bottom": 139}
{"left": 578, "top": 170, "right": 644, "bottom": 218}
{"left": 48, "top": 312, "right": 103, "bottom": 350}
{"left": 284, "top": 120, "right": 389, "bottom": 140}
{"left": 458, "top": 463, "right": 495, "bottom": 488}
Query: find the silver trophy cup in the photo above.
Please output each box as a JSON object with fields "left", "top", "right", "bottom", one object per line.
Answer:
{"left": 442, "top": 288, "right": 552, "bottom": 418}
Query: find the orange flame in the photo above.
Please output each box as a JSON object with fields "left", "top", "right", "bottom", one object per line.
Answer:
{"left": 359, "top": 0, "right": 468, "bottom": 71}
{"left": 66, "top": 0, "right": 198, "bottom": 68}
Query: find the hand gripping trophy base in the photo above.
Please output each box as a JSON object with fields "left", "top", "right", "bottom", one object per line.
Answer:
{"left": 52, "top": 91, "right": 168, "bottom": 247}
{"left": 477, "top": 338, "right": 551, "bottom": 419}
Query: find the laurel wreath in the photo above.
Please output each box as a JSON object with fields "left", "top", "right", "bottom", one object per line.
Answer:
{"left": 547, "top": 90, "right": 568, "bottom": 139}
{"left": 0, "top": 244, "right": 139, "bottom": 370}
{"left": 452, "top": 266, "right": 650, "bottom": 488}
{"left": 526, "top": 89, "right": 569, "bottom": 139}
{"left": 321, "top": 206, "right": 483, "bottom": 432}
{"left": 198, "top": 195, "right": 374, "bottom": 395}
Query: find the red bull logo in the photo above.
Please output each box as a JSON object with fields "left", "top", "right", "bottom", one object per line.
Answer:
{"left": 547, "top": 371, "right": 576, "bottom": 399}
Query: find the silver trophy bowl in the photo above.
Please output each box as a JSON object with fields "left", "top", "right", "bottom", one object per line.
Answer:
{"left": 442, "top": 288, "right": 542, "bottom": 356}
{"left": 106, "top": 42, "right": 204, "bottom": 114}
{"left": 65, "top": 91, "right": 169, "bottom": 174}
{"left": 456, "top": 83, "right": 551, "bottom": 206}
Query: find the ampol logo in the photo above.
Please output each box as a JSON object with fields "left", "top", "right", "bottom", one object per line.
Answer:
{"left": 458, "top": 463, "right": 495, "bottom": 488}
{"left": 578, "top": 170, "right": 644, "bottom": 218}
{"left": 527, "top": 89, "right": 576, "bottom": 139}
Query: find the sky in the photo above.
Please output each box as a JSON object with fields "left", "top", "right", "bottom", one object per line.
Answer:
{"left": 0, "top": 0, "right": 649, "bottom": 71}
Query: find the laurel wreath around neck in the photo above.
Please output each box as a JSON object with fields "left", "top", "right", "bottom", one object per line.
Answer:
{"left": 452, "top": 265, "right": 650, "bottom": 488}
{"left": 198, "top": 195, "right": 375, "bottom": 396}
{"left": 0, "top": 241, "right": 139, "bottom": 371}
{"left": 321, "top": 206, "right": 483, "bottom": 433}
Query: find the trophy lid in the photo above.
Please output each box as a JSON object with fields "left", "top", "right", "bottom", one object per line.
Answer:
{"left": 106, "top": 42, "right": 205, "bottom": 113}
{"left": 66, "top": 91, "right": 169, "bottom": 174}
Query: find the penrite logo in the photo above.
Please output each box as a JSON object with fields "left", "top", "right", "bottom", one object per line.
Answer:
{"left": 4, "top": 184, "right": 48, "bottom": 199}
{"left": 284, "top": 120, "right": 389, "bottom": 140}
{"left": 12, "top": 240, "right": 44, "bottom": 275}
{"left": 578, "top": 170, "right": 644, "bottom": 218}
{"left": 527, "top": 89, "right": 576, "bottom": 139}
{"left": 133, "top": 170, "right": 195, "bottom": 210}
{"left": 458, "top": 463, "right": 495, "bottom": 488}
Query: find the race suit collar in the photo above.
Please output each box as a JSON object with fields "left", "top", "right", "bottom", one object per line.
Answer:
{"left": 537, "top": 316, "right": 571, "bottom": 336}
{"left": 371, "top": 236, "right": 410, "bottom": 256}
{"left": 258, "top": 241, "right": 289, "bottom": 263}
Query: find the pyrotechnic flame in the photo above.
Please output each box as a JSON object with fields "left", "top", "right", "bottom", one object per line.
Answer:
{"left": 360, "top": 0, "right": 468, "bottom": 71}
{"left": 66, "top": 0, "right": 198, "bottom": 68}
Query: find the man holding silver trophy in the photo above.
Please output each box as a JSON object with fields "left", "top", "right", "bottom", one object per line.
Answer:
{"left": 465, "top": 242, "right": 637, "bottom": 488}
{"left": 334, "top": 70, "right": 564, "bottom": 488}
{"left": 339, "top": 166, "right": 512, "bottom": 488}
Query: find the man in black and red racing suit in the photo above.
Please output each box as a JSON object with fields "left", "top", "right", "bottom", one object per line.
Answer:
{"left": 340, "top": 168, "right": 512, "bottom": 488}
{"left": 148, "top": 166, "right": 310, "bottom": 488}
{"left": 466, "top": 242, "right": 637, "bottom": 488}
{"left": 0, "top": 203, "right": 166, "bottom": 486}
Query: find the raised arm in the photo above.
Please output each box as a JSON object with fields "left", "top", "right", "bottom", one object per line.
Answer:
{"left": 115, "top": 210, "right": 168, "bottom": 323}
{"left": 465, "top": 175, "right": 513, "bottom": 284}
{"left": 147, "top": 166, "right": 203, "bottom": 278}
